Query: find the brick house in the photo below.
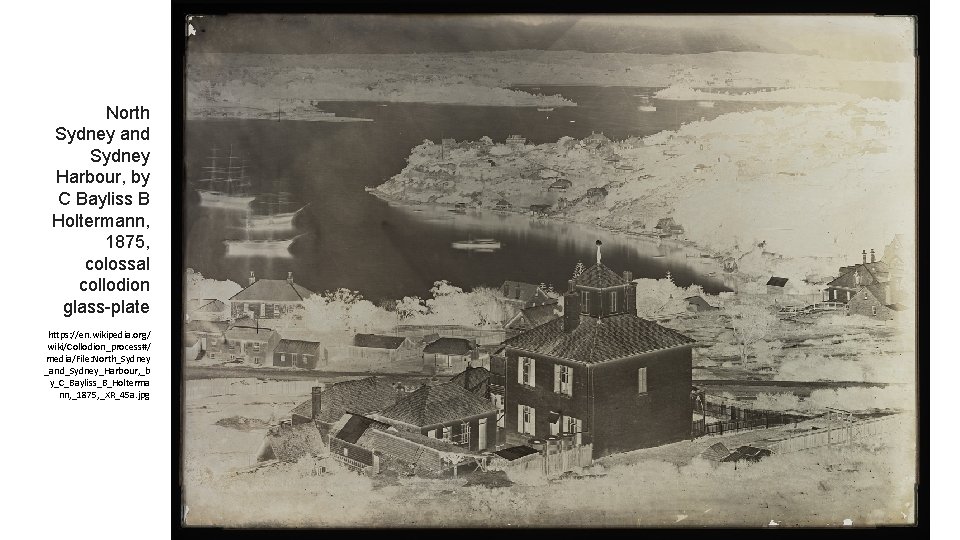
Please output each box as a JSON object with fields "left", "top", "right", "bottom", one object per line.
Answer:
{"left": 289, "top": 377, "right": 402, "bottom": 440}
{"left": 823, "top": 249, "right": 891, "bottom": 303}
{"left": 223, "top": 324, "right": 280, "bottom": 365}
{"left": 370, "top": 382, "right": 498, "bottom": 452}
{"left": 229, "top": 271, "right": 315, "bottom": 320}
{"left": 273, "top": 339, "right": 327, "bottom": 369}
{"left": 502, "top": 251, "right": 695, "bottom": 458}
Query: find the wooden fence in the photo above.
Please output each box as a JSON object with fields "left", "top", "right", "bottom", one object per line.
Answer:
{"left": 692, "top": 399, "right": 812, "bottom": 438}
{"left": 491, "top": 444, "right": 593, "bottom": 476}
{"left": 765, "top": 414, "right": 903, "bottom": 454}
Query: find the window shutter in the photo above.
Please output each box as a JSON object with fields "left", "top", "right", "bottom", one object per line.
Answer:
{"left": 517, "top": 357, "right": 523, "bottom": 384}
{"left": 518, "top": 404, "right": 524, "bottom": 433}
{"left": 529, "top": 407, "right": 536, "bottom": 436}
{"left": 554, "top": 364, "right": 561, "bottom": 393}
{"left": 530, "top": 358, "right": 536, "bottom": 387}
{"left": 567, "top": 368, "right": 574, "bottom": 396}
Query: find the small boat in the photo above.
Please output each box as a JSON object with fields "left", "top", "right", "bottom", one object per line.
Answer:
{"left": 452, "top": 239, "right": 502, "bottom": 251}
{"left": 569, "top": 120, "right": 576, "bottom": 123}
{"left": 638, "top": 105, "right": 657, "bottom": 112}
{"left": 697, "top": 101, "right": 715, "bottom": 108}
{"left": 537, "top": 107, "right": 555, "bottom": 112}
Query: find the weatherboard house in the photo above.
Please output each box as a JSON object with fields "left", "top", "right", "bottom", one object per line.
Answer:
{"left": 229, "top": 271, "right": 315, "bottom": 320}
{"left": 502, "top": 242, "right": 695, "bottom": 458}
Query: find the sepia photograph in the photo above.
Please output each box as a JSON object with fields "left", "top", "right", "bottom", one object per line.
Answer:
{"left": 179, "top": 13, "right": 918, "bottom": 527}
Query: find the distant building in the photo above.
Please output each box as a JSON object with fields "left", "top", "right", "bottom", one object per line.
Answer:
{"left": 504, "top": 303, "right": 562, "bottom": 336}
{"left": 229, "top": 271, "right": 315, "bottom": 320}
{"left": 548, "top": 178, "right": 572, "bottom": 192}
{"left": 766, "top": 277, "right": 789, "bottom": 294}
{"left": 351, "top": 334, "right": 420, "bottom": 363}
{"left": 422, "top": 337, "right": 478, "bottom": 375}
{"left": 223, "top": 324, "right": 281, "bottom": 365}
{"left": 494, "top": 198, "right": 512, "bottom": 210}
{"left": 584, "top": 187, "right": 608, "bottom": 204}
{"left": 449, "top": 365, "right": 494, "bottom": 400}
{"left": 502, "top": 247, "right": 695, "bottom": 458}
{"left": 848, "top": 283, "right": 906, "bottom": 320}
{"left": 371, "top": 382, "right": 498, "bottom": 452}
{"left": 654, "top": 217, "right": 685, "bottom": 236}
{"left": 184, "top": 319, "right": 229, "bottom": 359}
{"left": 824, "top": 249, "right": 894, "bottom": 304}
{"left": 273, "top": 339, "right": 327, "bottom": 369}
{"left": 506, "top": 134, "right": 526, "bottom": 150}
{"left": 529, "top": 203, "right": 552, "bottom": 215}
{"left": 184, "top": 335, "right": 201, "bottom": 362}
{"left": 500, "top": 281, "right": 556, "bottom": 309}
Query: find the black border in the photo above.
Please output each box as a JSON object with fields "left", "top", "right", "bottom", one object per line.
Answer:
{"left": 171, "top": 1, "right": 928, "bottom": 536}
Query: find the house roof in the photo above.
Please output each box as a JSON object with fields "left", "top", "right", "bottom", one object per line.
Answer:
{"left": 573, "top": 262, "right": 628, "bottom": 289}
{"left": 335, "top": 414, "right": 391, "bottom": 444}
{"left": 187, "top": 299, "right": 226, "bottom": 312}
{"left": 827, "top": 261, "right": 889, "bottom": 289}
{"left": 185, "top": 319, "right": 229, "bottom": 334}
{"left": 291, "top": 377, "right": 401, "bottom": 424}
{"left": 495, "top": 198, "right": 512, "bottom": 206}
{"left": 422, "top": 337, "right": 475, "bottom": 355}
{"left": 501, "top": 281, "right": 549, "bottom": 304}
{"left": 358, "top": 422, "right": 486, "bottom": 457}
{"left": 504, "top": 313, "right": 695, "bottom": 364}
{"left": 224, "top": 324, "right": 277, "bottom": 340}
{"left": 229, "top": 279, "right": 315, "bottom": 302}
{"left": 684, "top": 296, "right": 719, "bottom": 309}
{"left": 507, "top": 303, "right": 562, "bottom": 329}
{"left": 375, "top": 382, "right": 497, "bottom": 428}
{"left": 655, "top": 217, "right": 676, "bottom": 229}
{"left": 550, "top": 178, "right": 572, "bottom": 188}
{"left": 449, "top": 366, "right": 492, "bottom": 396}
{"left": 353, "top": 334, "right": 407, "bottom": 349}
{"left": 766, "top": 277, "right": 789, "bottom": 287}
{"left": 275, "top": 339, "right": 322, "bottom": 355}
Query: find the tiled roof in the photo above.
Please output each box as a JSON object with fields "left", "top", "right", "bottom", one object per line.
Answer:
{"left": 450, "top": 366, "right": 492, "bottom": 396}
{"left": 275, "top": 339, "right": 322, "bottom": 355}
{"left": 375, "top": 383, "right": 497, "bottom": 428}
{"left": 423, "top": 337, "right": 474, "bottom": 355}
{"left": 354, "top": 334, "right": 407, "bottom": 349}
{"left": 185, "top": 320, "right": 229, "bottom": 334}
{"left": 187, "top": 299, "right": 226, "bottom": 312}
{"left": 827, "top": 262, "right": 890, "bottom": 288}
{"left": 297, "top": 377, "right": 401, "bottom": 424}
{"left": 501, "top": 281, "right": 547, "bottom": 304}
{"left": 224, "top": 324, "right": 277, "bottom": 340}
{"left": 521, "top": 303, "right": 562, "bottom": 326}
{"left": 290, "top": 399, "right": 313, "bottom": 419}
{"left": 573, "top": 263, "right": 628, "bottom": 288}
{"left": 503, "top": 313, "right": 695, "bottom": 364}
{"left": 230, "top": 279, "right": 315, "bottom": 302}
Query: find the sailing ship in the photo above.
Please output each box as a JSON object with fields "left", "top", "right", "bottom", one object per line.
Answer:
{"left": 245, "top": 190, "right": 299, "bottom": 232}
{"left": 195, "top": 146, "right": 256, "bottom": 209}
{"left": 223, "top": 238, "right": 294, "bottom": 258}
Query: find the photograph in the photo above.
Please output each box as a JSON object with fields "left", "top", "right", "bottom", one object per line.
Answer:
{"left": 179, "top": 13, "right": 918, "bottom": 527}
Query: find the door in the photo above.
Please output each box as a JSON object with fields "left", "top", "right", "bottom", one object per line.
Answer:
{"left": 200, "top": 336, "right": 207, "bottom": 350}
{"left": 478, "top": 418, "right": 487, "bottom": 450}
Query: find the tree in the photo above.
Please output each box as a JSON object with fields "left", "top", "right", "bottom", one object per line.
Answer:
{"left": 573, "top": 262, "right": 586, "bottom": 279}
{"left": 724, "top": 304, "right": 778, "bottom": 363}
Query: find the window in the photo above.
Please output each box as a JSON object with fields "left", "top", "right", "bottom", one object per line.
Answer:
{"left": 274, "top": 304, "right": 281, "bottom": 315}
{"left": 564, "top": 416, "right": 582, "bottom": 446}
{"left": 831, "top": 290, "right": 836, "bottom": 301}
{"left": 478, "top": 418, "right": 488, "bottom": 449}
{"left": 846, "top": 291, "right": 851, "bottom": 301}
{"left": 554, "top": 364, "right": 573, "bottom": 396}
{"left": 492, "top": 393, "right": 505, "bottom": 427}
{"left": 517, "top": 404, "right": 536, "bottom": 435}
{"left": 260, "top": 303, "right": 266, "bottom": 317}
{"left": 243, "top": 303, "right": 249, "bottom": 313}
{"left": 549, "top": 414, "right": 560, "bottom": 436}
{"left": 279, "top": 353, "right": 286, "bottom": 364}
{"left": 872, "top": 306, "right": 878, "bottom": 315}
{"left": 864, "top": 293, "right": 869, "bottom": 300}
{"left": 580, "top": 291, "right": 590, "bottom": 313}
{"left": 427, "top": 429, "right": 437, "bottom": 438}
{"left": 458, "top": 422, "right": 471, "bottom": 445}
{"left": 518, "top": 357, "right": 536, "bottom": 387}
{"left": 252, "top": 342, "right": 260, "bottom": 352}
{"left": 442, "top": 426, "right": 452, "bottom": 441}
{"left": 638, "top": 367, "right": 648, "bottom": 394}
{"left": 610, "top": 291, "right": 618, "bottom": 312}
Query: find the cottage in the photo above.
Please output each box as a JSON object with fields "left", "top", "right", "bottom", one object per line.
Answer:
{"left": 223, "top": 324, "right": 281, "bottom": 365}
{"left": 423, "top": 337, "right": 478, "bottom": 375}
{"left": 824, "top": 249, "right": 892, "bottom": 303}
{"left": 494, "top": 198, "right": 512, "bottom": 210}
{"left": 351, "top": 334, "right": 419, "bottom": 363}
{"left": 273, "top": 339, "right": 327, "bottom": 369}
{"left": 654, "top": 217, "right": 685, "bottom": 236}
{"left": 184, "top": 319, "right": 229, "bottom": 359}
{"left": 371, "top": 382, "right": 498, "bottom": 452}
{"left": 506, "top": 134, "right": 526, "bottom": 149}
{"left": 529, "top": 203, "right": 552, "bottom": 215}
{"left": 229, "top": 271, "right": 315, "bottom": 320}
{"left": 848, "top": 283, "right": 906, "bottom": 320}
{"left": 502, "top": 244, "right": 695, "bottom": 458}
{"left": 500, "top": 280, "right": 556, "bottom": 309}
{"left": 584, "top": 187, "right": 608, "bottom": 204}
{"left": 548, "top": 178, "right": 572, "bottom": 192}
{"left": 186, "top": 299, "right": 229, "bottom": 321}
{"left": 289, "top": 377, "right": 402, "bottom": 438}
{"left": 765, "top": 276, "right": 789, "bottom": 294}
{"left": 684, "top": 295, "right": 720, "bottom": 312}
{"left": 504, "top": 303, "right": 562, "bottom": 335}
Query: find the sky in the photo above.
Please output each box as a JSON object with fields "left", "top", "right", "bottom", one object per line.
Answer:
{"left": 185, "top": 14, "right": 915, "bottom": 62}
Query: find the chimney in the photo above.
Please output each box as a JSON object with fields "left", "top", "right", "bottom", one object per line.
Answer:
{"left": 248, "top": 270, "right": 256, "bottom": 286}
{"left": 870, "top": 249, "right": 876, "bottom": 263}
{"left": 623, "top": 270, "right": 633, "bottom": 282}
{"left": 562, "top": 291, "right": 581, "bottom": 333}
{"left": 311, "top": 385, "right": 323, "bottom": 420}
{"left": 862, "top": 250, "right": 867, "bottom": 264}
{"left": 568, "top": 278, "right": 577, "bottom": 294}
{"left": 287, "top": 271, "right": 294, "bottom": 284}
